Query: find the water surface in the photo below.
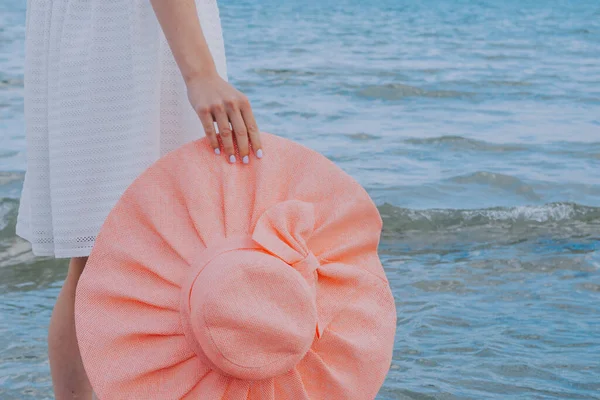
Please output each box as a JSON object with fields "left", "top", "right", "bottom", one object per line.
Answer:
{"left": 1, "top": 0, "right": 599, "bottom": 398}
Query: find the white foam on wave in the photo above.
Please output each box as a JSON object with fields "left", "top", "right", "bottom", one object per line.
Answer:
{"left": 463, "top": 203, "right": 580, "bottom": 223}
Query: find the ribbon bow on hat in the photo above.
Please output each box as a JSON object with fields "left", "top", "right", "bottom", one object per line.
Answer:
{"left": 252, "top": 199, "right": 330, "bottom": 338}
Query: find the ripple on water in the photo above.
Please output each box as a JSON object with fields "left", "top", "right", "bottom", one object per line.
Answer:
{"left": 404, "top": 135, "right": 529, "bottom": 152}
{"left": 356, "top": 83, "right": 473, "bottom": 100}
{"left": 344, "top": 132, "right": 381, "bottom": 141}
{"left": 0, "top": 78, "right": 23, "bottom": 88}
{"left": 449, "top": 171, "right": 541, "bottom": 201}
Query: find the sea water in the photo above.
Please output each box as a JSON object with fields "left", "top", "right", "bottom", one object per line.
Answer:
{"left": 1, "top": 0, "right": 599, "bottom": 398}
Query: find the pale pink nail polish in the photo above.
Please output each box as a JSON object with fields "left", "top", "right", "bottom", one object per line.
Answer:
{"left": 214, "top": 148, "right": 220, "bottom": 155}
{"left": 242, "top": 155, "right": 249, "bottom": 164}
{"left": 256, "top": 149, "right": 263, "bottom": 159}
{"left": 229, "top": 155, "right": 236, "bottom": 163}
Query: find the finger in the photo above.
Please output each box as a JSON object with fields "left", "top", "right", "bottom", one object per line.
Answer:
{"left": 228, "top": 105, "right": 249, "bottom": 165}
{"left": 212, "top": 104, "right": 236, "bottom": 163}
{"left": 239, "top": 98, "right": 262, "bottom": 159}
{"left": 196, "top": 106, "right": 219, "bottom": 154}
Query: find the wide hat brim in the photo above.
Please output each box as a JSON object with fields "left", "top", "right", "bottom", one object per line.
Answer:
{"left": 75, "top": 132, "right": 397, "bottom": 399}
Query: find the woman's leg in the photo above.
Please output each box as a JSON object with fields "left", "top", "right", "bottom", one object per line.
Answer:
{"left": 48, "top": 256, "right": 93, "bottom": 399}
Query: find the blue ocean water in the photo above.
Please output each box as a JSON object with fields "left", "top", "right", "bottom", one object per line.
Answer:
{"left": 1, "top": 0, "right": 600, "bottom": 398}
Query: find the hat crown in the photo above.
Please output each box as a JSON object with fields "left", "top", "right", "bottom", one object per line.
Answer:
{"left": 180, "top": 237, "right": 318, "bottom": 381}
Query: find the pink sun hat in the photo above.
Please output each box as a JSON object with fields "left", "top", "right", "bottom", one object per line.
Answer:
{"left": 74, "top": 132, "right": 397, "bottom": 399}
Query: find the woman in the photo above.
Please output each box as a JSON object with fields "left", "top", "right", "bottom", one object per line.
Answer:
{"left": 15, "top": 0, "right": 261, "bottom": 397}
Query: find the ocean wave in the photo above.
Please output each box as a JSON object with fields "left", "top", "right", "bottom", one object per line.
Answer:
{"left": 379, "top": 202, "right": 600, "bottom": 235}
{"left": 0, "top": 198, "right": 18, "bottom": 238}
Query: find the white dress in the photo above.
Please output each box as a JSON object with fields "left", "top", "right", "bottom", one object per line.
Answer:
{"left": 15, "top": 0, "right": 228, "bottom": 258}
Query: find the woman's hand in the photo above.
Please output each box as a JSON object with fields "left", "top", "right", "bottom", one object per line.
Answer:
{"left": 149, "top": 0, "right": 262, "bottom": 163}
{"left": 186, "top": 71, "right": 263, "bottom": 164}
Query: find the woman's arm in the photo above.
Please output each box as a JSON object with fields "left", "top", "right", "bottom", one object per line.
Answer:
{"left": 150, "top": 0, "right": 262, "bottom": 163}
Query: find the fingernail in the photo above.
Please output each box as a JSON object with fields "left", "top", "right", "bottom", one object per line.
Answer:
{"left": 256, "top": 149, "right": 263, "bottom": 159}
{"left": 242, "top": 155, "right": 249, "bottom": 164}
{"left": 214, "top": 147, "right": 221, "bottom": 155}
{"left": 229, "top": 154, "right": 236, "bottom": 163}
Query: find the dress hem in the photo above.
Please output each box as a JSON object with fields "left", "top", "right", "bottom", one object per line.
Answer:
{"left": 15, "top": 219, "right": 93, "bottom": 259}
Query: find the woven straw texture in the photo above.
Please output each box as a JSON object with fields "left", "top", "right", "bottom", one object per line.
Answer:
{"left": 75, "top": 133, "right": 397, "bottom": 399}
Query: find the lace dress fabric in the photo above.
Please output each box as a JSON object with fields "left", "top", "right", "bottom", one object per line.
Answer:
{"left": 16, "top": 0, "right": 228, "bottom": 258}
